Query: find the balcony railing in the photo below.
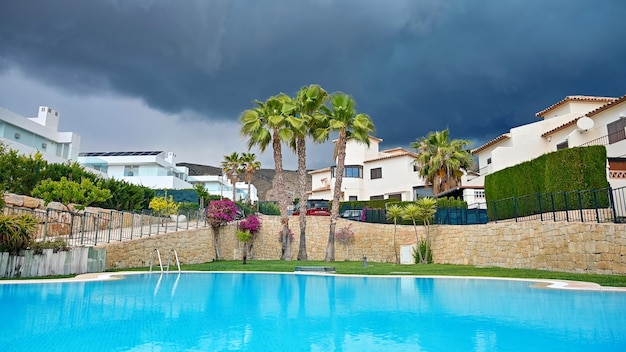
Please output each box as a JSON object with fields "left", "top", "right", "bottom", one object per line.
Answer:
{"left": 580, "top": 129, "right": 626, "bottom": 147}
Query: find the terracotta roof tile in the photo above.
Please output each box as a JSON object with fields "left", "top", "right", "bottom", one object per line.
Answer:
{"left": 535, "top": 95, "right": 617, "bottom": 118}
{"left": 471, "top": 133, "right": 510, "bottom": 154}
{"left": 365, "top": 148, "right": 419, "bottom": 162}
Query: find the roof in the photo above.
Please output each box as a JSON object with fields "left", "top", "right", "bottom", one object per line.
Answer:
{"left": 471, "top": 133, "right": 510, "bottom": 154}
{"left": 541, "top": 94, "right": 626, "bottom": 137}
{"left": 535, "top": 95, "right": 617, "bottom": 118}
{"left": 311, "top": 185, "right": 331, "bottom": 192}
{"left": 308, "top": 167, "right": 331, "bottom": 175}
{"left": 365, "top": 147, "right": 419, "bottom": 163}
{"left": 79, "top": 151, "right": 163, "bottom": 157}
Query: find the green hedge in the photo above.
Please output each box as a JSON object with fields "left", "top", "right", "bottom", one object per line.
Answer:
{"left": 485, "top": 146, "right": 610, "bottom": 220}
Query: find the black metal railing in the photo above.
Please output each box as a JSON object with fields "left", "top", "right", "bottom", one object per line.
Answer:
{"left": 487, "top": 186, "right": 626, "bottom": 223}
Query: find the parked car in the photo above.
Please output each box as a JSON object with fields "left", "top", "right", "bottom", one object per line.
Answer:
{"left": 340, "top": 209, "right": 363, "bottom": 221}
{"left": 292, "top": 199, "right": 331, "bottom": 216}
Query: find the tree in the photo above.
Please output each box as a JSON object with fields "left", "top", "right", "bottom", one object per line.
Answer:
{"left": 315, "top": 92, "right": 375, "bottom": 262}
{"left": 240, "top": 152, "right": 261, "bottom": 205}
{"left": 283, "top": 84, "right": 329, "bottom": 261}
{"left": 411, "top": 129, "right": 473, "bottom": 195}
{"left": 237, "top": 214, "right": 262, "bottom": 264}
{"left": 240, "top": 94, "right": 294, "bottom": 260}
{"left": 205, "top": 199, "right": 238, "bottom": 260}
{"left": 335, "top": 224, "right": 355, "bottom": 259}
{"left": 193, "top": 183, "right": 210, "bottom": 208}
{"left": 386, "top": 204, "right": 403, "bottom": 264}
{"left": 149, "top": 194, "right": 180, "bottom": 221}
{"left": 31, "top": 177, "right": 112, "bottom": 210}
{"left": 403, "top": 198, "right": 437, "bottom": 264}
{"left": 221, "top": 152, "right": 243, "bottom": 202}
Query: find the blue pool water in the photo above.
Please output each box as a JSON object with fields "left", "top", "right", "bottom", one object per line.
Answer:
{"left": 1, "top": 272, "right": 625, "bottom": 351}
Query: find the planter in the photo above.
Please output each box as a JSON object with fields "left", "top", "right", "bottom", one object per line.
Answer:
{"left": 0, "top": 247, "right": 107, "bottom": 278}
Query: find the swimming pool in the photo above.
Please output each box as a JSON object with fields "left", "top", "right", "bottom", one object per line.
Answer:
{"left": 1, "top": 272, "right": 625, "bottom": 351}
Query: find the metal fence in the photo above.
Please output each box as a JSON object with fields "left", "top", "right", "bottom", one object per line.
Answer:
{"left": 487, "top": 186, "right": 626, "bottom": 223}
{"left": 3, "top": 206, "right": 210, "bottom": 247}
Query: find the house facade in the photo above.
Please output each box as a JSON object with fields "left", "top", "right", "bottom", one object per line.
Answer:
{"left": 308, "top": 136, "right": 429, "bottom": 202}
{"left": 0, "top": 105, "right": 80, "bottom": 164}
{"left": 78, "top": 151, "right": 193, "bottom": 189}
{"left": 466, "top": 95, "right": 626, "bottom": 190}
{"left": 187, "top": 174, "right": 258, "bottom": 203}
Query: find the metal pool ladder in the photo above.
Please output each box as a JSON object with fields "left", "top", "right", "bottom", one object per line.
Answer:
{"left": 150, "top": 248, "right": 181, "bottom": 272}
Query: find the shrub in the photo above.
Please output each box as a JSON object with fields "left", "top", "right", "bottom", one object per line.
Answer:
{"left": 412, "top": 239, "right": 432, "bottom": 264}
{"left": 239, "top": 214, "right": 262, "bottom": 234}
{"left": 206, "top": 199, "right": 238, "bottom": 228}
{"left": 0, "top": 214, "right": 38, "bottom": 254}
{"left": 30, "top": 238, "right": 69, "bottom": 254}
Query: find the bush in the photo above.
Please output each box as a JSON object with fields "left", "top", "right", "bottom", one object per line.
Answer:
{"left": 30, "top": 238, "right": 69, "bottom": 254}
{"left": 412, "top": 239, "right": 432, "bottom": 264}
{"left": 0, "top": 214, "right": 38, "bottom": 254}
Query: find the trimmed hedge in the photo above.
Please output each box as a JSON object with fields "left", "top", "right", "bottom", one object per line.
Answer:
{"left": 485, "top": 146, "right": 610, "bottom": 220}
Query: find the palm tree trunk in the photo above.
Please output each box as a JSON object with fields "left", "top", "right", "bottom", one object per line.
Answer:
{"left": 231, "top": 176, "right": 237, "bottom": 202}
{"left": 273, "top": 131, "right": 292, "bottom": 260}
{"left": 247, "top": 175, "right": 252, "bottom": 205}
{"left": 393, "top": 220, "right": 399, "bottom": 264}
{"left": 325, "top": 130, "right": 347, "bottom": 262}
{"left": 296, "top": 136, "right": 308, "bottom": 261}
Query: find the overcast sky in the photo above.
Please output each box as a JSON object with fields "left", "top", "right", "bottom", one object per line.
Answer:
{"left": 1, "top": 0, "right": 625, "bottom": 170}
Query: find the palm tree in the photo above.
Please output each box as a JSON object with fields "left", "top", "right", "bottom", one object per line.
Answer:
{"left": 386, "top": 204, "right": 403, "bottom": 264}
{"left": 410, "top": 129, "right": 473, "bottom": 195}
{"left": 240, "top": 152, "right": 261, "bottom": 205}
{"left": 221, "top": 152, "right": 242, "bottom": 202}
{"left": 413, "top": 197, "right": 437, "bottom": 264}
{"left": 284, "top": 84, "right": 329, "bottom": 261}
{"left": 315, "top": 92, "right": 375, "bottom": 262}
{"left": 402, "top": 203, "right": 425, "bottom": 263}
{"left": 240, "top": 94, "right": 294, "bottom": 260}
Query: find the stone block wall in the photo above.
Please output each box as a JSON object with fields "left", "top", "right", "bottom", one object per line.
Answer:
{"left": 99, "top": 215, "right": 626, "bottom": 275}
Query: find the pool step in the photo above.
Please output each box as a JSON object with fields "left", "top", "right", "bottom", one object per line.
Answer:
{"left": 294, "top": 266, "right": 336, "bottom": 273}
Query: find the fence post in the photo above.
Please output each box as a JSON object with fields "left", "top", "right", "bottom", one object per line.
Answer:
{"left": 563, "top": 191, "right": 569, "bottom": 222}
{"left": 94, "top": 211, "right": 100, "bottom": 246}
{"left": 538, "top": 193, "right": 543, "bottom": 221}
{"left": 80, "top": 212, "right": 87, "bottom": 245}
{"left": 130, "top": 211, "right": 134, "bottom": 240}
{"left": 593, "top": 189, "right": 600, "bottom": 223}
{"left": 140, "top": 211, "right": 144, "bottom": 238}
{"left": 514, "top": 197, "right": 518, "bottom": 222}
{"left": 550, "top": 193, "right": 556, "bottom": 221}
{"left": 577, "top": 191, "right": 584, "bottom": 222}
{"left": 107, "top": 210, "right": 113, "bottom": 243}
{"left": 609, "top": 187, "right": 617, "bottom": 223}
{"left": 43, "top": 208, "right": 49, "bottom": 242}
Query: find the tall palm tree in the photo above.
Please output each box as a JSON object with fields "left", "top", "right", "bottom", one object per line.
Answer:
{"left": 386, "top": 204, "right": 403, "bottom": 264}
{"left": 315, "top": 92, "right": 375, "bottom": 262}
{"left": 283, "top": 84, "right": 329, "bottom": 261}
{"left": 240, "top": 152, "right": 261, "bottom": 205}
{"left": 240, "top": 94, "right": 294, "bottom": 260}
{"left": 221, "top": 152, "right": 242, "bottom": 201}
{"left": 411, "top": 129, "right": 473, "bottom": 195}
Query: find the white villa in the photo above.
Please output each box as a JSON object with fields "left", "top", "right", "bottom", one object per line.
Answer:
{"left": 308, "top": 136, "right": 430, "bottom": 202}
{"left": 466, "top": 94, "right": 626, "bottom": 191}
{"left": 0, "top": 105, "right": 80, "bottom": 164}
{"left": 187, "top": 174, "right": 257, "bottom": 203}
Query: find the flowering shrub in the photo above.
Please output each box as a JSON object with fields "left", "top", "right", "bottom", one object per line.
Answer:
{"left": 360, "top": 207, "right": 368, "bottom": 222}
{"left": 206, "top": 199, "right": 238, "bottom": 228}
{"left": 335, "top": 224, "right": 354, "bottom": 246}
{"left": 238, "top": 214, "right": 262, "bottom": 234}
{"left": 277, "top": 227, "right": 295, "bottom": 242}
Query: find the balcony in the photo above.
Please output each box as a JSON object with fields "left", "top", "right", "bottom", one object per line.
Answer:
{"left": 580, "top": 129, "right": 626, "bottom": 147}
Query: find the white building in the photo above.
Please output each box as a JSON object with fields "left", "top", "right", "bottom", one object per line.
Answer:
{"left": 78, "top": 151, "right": 192, "bottom": 189}
{"left": 187, "top": 174, "right": 258, "bottom": 203}
{"left": 467, "top": 95, "right": 626, "bottom": 190}
{"left": 0, "top": 105, "right": 80, "bottom": 163}
{"left": 308, "top": 136, "right": 429, "bottom": 201}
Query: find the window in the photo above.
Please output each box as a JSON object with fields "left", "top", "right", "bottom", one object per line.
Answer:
{"left": 388, "top": 193, "right": 402, "bottom": 201}
{"left": 487, "top": 158, "right": 492, "bottom": 165}
{"left": 413, "top": 163, "right": 420, "bottom": 172}
{"left": 349, "top": 196, "right": 357, "bottom": 201}
{"left": 331, "top": 165, "right": 362, "bottom": 178}
{"left": 124, "top": 165, "right": 139, "bottom": 176}
{"left": 413, "top": 186, "right": 433, "bottom": 200}
{"left": 607, "top": 119, "right": 626, "bottom": 144}
{"left": 556, "top": 141, "right": 568, "bottom": 150}
{"left": 370, "top": 167, "right": 382, "bottom": 179}
{"left": 370, "top": 195, "right": 384, "bottom": 200}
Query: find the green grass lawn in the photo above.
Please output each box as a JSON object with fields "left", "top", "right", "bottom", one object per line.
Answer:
{"left": 112, "top": 260, "right": 626, "bottom": 288}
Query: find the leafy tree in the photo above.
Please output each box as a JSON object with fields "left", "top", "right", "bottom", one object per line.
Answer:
{"left": 283, "top": 84, "right": 329, "bottom": 261}
{"left": 205, "top": 199, "right": 238, "bottom": 260}
{"left": 240, "top": 152, "right": 261, "bottom": 205}
{"left": 39, "top": 161, "right": 98, "bottom": 183}
{"left": 94, "top": 178, "right": 154, "bottom": 211}
{"left": 240, "top": 94, "right": 294, "bottom": 260}
{"left": 149, "top": 195, "right": 179, "bottom": 216}
{"left": 335, "top": 224, "right": 355, "bottom": 259}
{"left": 194, "top": 183, "right": 210, "bottom": 208}
{"left": 386, "top": 204, "right": 403, "bottom": 264}
{"left": 0, "top": 145, "right": 45, "bottom": 195}
{"left": 411, "top": 129, "right": 473, "bottom": 195}
{"left": 221, "top": 152, "right": 243, "bottom": 201}
{"left": 32, "top": 177, "right": 112, "bottom": 210}
{"left": 315, "top": 92, "right": 375, "bottom": 261}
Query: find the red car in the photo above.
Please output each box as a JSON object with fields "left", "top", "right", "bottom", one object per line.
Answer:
{"left": 292, "top": 199, "right": 331, "bottom": 216}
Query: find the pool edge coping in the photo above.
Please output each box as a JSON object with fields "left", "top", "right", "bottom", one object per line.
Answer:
{"left": 1, "top": 271, "right": 625, "bottom": 292}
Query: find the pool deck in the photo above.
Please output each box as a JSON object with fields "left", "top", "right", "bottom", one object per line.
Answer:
{"left": 1, "top": 271, "right": 625, "bottom": 292}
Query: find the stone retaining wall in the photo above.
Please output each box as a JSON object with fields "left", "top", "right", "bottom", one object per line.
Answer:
{"left": 100, "top": 215, "right": 626, "bottom": 275}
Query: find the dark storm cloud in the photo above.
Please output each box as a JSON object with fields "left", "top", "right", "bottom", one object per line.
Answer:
{"left": 1, "top": 0, "right": 625, "bottom": 150}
